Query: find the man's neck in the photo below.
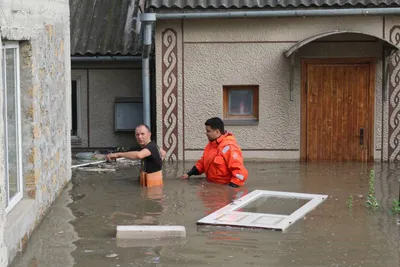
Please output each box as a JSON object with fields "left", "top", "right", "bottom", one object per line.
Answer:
{"left": 141, "top": 140, "right": 151, "bottom": 148}
{"left": 211, "top": 134, "right": 222, "bottom": 142}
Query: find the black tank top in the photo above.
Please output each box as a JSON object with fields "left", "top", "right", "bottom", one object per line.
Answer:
{"left": 141, "top": 141, "right": 162, "bottom": 173}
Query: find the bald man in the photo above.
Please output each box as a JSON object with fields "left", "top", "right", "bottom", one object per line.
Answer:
{"left": 107, "top": 124, "right": 166, "bottom": 186}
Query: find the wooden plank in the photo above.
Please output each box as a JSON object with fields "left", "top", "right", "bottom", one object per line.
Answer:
{"left": 308, "top": 64, "right": 318, "bottom": 161}
{"left": 348, "top": 65, "right": 355, "bottom": 161}
{"left": 326, "top": 65, "right": 333, "bottom": 161}
{"left": 300, "top": 61, "right": 308, "bottom": 161}
{"left": 368, "top": 61, "right": 376, "bottom": 161}
{"left": 360, "top": 65, "right": 366, "bottom": 161}
{"left": 317, "top": 65, "right": 324, "bottom": 160}
{"left": 332, "top": 65, "right": 341, "bottom": 161}
{"left": 343, "top": 65, "right": 350, "bottom": 161}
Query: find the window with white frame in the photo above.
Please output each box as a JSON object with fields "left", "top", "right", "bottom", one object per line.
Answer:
{"left": 2, "top": 42, "right": 23, "bottom": 213}
{"left": 71, "top": 78, "right": 81, "bottom": 139}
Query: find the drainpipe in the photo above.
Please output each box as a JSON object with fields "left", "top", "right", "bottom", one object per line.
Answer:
{"left": 156, "top": 7, "right": 400, "bottom": 20}
{"left": 140, "top": 13, "right": 156, "bottom": 129}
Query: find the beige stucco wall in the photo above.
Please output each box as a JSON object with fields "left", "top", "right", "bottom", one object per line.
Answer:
{"left": 71, "top": 68, "right": 143, "bottom": 149}
{"left": 156, "top": 16, "right": 389, "bottom": 161}
{"left": 182, "top": 17, "right": 383, "bottom": 43}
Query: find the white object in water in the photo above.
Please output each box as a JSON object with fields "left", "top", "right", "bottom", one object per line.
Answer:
{"left": 197, "top": 190, "right": 327, "bottom": 232}
{"left": 76, "top": 167, "right": 116, "bottom": 172}
{"left": 116, "top": 236, "right": 187, "bottom": 248}
{"left": 116, "top": 225, "right": 186, "bottom": 239}
{"left": 71, "top": 157, "right": 129, "bottom": 169}
{"left": 71, "top": 160, "right": 107, "bottom": 169}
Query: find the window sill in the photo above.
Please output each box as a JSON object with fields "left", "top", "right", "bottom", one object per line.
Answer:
{"left": 223, "top": 119, "right": 259, "bottom": 126}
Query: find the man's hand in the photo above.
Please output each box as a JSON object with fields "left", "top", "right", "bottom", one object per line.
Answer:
{"left": 160, "top": 149, "right": 166, "bottom": 161}
{"left": 229, "top": 182, "right": 239, "bottom": 188}
{"left": 179, "top": 174, "right": 189, "bottom": 179}
{"left": 106, "top": 153, "right": 118, "bottom": 162}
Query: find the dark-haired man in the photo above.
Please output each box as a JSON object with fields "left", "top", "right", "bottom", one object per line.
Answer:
{"left": 179, "top": 117, "right": 248, "bottom": 187}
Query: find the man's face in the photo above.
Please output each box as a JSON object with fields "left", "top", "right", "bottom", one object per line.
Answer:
{"left": 135, "top": 126, "right": 151, "bottom": 146}
{"left": 205, "top": 125, "right": 220, "bottom": 141}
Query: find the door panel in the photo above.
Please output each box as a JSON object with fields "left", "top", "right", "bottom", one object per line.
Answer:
{"left": 304, "top": 60, "right": 373, "bottom": 162}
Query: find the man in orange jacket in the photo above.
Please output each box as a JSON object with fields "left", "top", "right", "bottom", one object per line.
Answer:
{"left": 179, "top": 117, "right": 248, "bottom": 187}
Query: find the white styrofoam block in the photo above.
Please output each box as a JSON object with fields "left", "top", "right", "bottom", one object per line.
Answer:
{"left": 116, "top": 236, "right": 187, "bottom": 248}
{"left": 116, "top": 225, "right": 186, "bottom": 239}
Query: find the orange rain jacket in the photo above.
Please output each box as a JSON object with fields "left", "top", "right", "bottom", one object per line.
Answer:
{"left": 195, "top": 132, "right": 248, "bottom": 186}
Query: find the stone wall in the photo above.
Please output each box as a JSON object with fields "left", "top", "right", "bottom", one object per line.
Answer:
{"left": 0, "top": 0, "right": 71, "bottom": 264}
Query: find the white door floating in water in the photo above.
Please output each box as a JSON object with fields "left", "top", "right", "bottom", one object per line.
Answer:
{"left": 197, "top": 190, "right": 327, "bottom": 232}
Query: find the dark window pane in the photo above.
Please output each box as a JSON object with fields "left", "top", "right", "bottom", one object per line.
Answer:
{"left": 228, "top": 90, "right": 253, "bottom": 115}
{"left": 71, "top": 80, "right": 78, "bottom": 136}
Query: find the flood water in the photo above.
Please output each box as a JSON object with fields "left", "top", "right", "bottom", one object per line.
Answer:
{"left": 11, "top": 161, "right": 400, "bottom": 267}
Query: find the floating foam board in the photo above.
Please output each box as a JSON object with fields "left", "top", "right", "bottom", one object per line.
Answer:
{"left": 197, "top": 190, "right": 328, "bottom": 232}
{"left": 116, "top": 225, "right": 186, "bottom": 239}
{"left": 116, "top": 237, "right": 186, "bottom": 248}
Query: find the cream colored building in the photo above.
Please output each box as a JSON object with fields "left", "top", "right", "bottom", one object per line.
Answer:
{"left": 144, "top": 1, "right": 400, "bottom": 162}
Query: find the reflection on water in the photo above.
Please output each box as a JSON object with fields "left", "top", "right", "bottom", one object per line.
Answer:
{"left": 10, "top": 161, "right": 400, "bottom": 267}
{"left": 196, "top": 181, "right": 249, "bottom": 215}
{"left": 240, "top": 196, "right": 309, "bottom": 215}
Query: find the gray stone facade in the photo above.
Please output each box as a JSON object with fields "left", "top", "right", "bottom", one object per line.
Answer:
{"left": 0, "top": 0, "right": 71, "bottom": 265}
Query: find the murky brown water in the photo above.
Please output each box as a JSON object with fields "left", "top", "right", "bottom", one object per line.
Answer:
{"left": 11, "top": 162, "right": 400, "bottom": 267}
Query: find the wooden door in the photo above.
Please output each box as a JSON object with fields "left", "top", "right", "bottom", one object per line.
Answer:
{"left": 301, "top": 59, "right": 375, "bottom": 162}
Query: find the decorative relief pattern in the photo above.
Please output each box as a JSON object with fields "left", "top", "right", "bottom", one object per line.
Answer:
{"left": 389, "top": 26, "right": 400, "bottom": 161}
{"left": 162, "top": 29, "right": 178, "bottom": 161}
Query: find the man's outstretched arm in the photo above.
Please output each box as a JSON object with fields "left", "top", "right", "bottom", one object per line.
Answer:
{"left": 179, "top": 155, "right": 205, "bottom": 179}
{"left": 107, "top": 149, "right": 151, "bottom": 161}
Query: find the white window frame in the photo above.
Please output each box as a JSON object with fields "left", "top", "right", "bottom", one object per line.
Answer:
{"left": 197, "top": 190, "right": 328, "bottom": 232}
{"left": 2, "top": 41, "right": 23, "bottom": 214}
{"left": 70, "top": 77, "right": 81, "bottom": 140}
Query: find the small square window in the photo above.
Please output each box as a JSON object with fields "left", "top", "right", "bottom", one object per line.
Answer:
{"left": 223, "top": 85, "right": 259, "bottom": 123}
